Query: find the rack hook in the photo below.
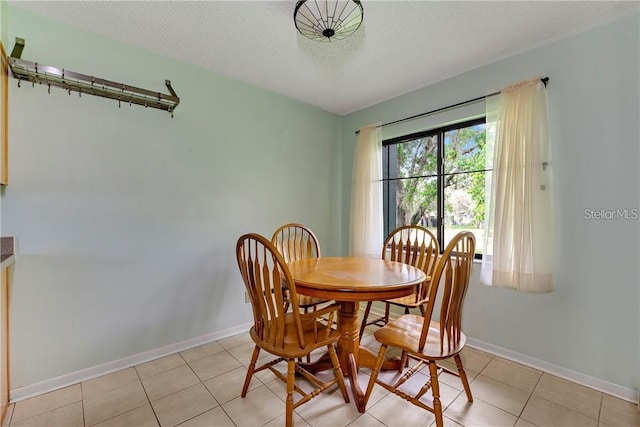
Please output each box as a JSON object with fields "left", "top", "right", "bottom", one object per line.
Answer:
{"left": 16, "top": 77, "right": 21, "bottom": 88}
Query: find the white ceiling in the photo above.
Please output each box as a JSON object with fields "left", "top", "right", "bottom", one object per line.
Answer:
{"left": 8, "top": 1, "right": 640, "bottom": 115}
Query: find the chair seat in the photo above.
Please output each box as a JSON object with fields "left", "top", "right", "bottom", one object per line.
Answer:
{"left": 250, "top": 312, "right": 341, "bottom": 358}
{"left": 384, "top": 294, "right": 422, "bottom": 308}
{"left": 374, "top": 314, "right": 466, "bottom": 360}
{"left": 364, "top": 232, "right": 475, "bottom": 427}
{"left": 298, "top": 295, "right": 330, "bottom": 308}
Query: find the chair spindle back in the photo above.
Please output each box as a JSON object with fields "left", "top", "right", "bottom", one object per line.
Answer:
{"left": 383, "top": 225, "right": 439, "bottom": 302}
{"left": 236, "top": 233, "right": 305, "bottom": 350}
{"left": 419, "top": 231, "right": 475, "bottom": 353}
{"left": 271, "top": 223, "right": 321, "bottom": 263}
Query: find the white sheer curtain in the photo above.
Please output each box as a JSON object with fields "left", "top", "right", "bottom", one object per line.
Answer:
{"left": 349, "top": 124, "right": 383, "bottom": 257}
{"left": 481, "top": 78, "right": 553, "bottom": 292}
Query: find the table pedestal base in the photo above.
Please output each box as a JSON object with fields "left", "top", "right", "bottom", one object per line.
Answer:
{"left": 298, "top": 302, "right": 403, "bottom": 412}
{"left": 298, "top": 345, "right": 403, "bottom": 412}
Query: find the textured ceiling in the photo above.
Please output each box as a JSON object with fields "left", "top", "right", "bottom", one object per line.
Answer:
{"left": 8, "top": 1, "right": 640, "bottom": 115}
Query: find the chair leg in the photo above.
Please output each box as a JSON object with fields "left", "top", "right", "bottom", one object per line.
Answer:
{"left": 454, "top": 354, "right": 473, "bottom": 402}
{"left": 364, "top": 344, "right": 387, "bottom": 406}
{"left": 399, "top": 351, "right": 409, "bottom": 371}
{"left": 305, "top": 306, "right": 315, "bottom": 363}
{"left": 419, "top": 304, "right": 426, "bottom": 316}
{"left": 328, "top": 343, "right": 350, "bottom": 403}
{"left": 428, "top": 360, "right": 444, "bottom": 427}
{"left": 383, "top": 303, "right": 390, "bottom": 324}
{"left": 285, "top": 359, "right": 295, "bottom": 427}
{"left": 242, "top": 345, "right": 261, "bottom": 397}
{"left": 283, "top": 289, "right": 291, "bottom": 312}
{"left": 359, "top": 301, "right": 373, "bottom": 338}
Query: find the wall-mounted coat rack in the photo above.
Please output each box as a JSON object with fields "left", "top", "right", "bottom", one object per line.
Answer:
{"left": 8, "top": 37, "right": 180, "bottom": 117}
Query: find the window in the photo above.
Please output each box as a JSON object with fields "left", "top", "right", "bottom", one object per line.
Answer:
{"left": 382, "top": 118, "right": 487, "bottom": 257}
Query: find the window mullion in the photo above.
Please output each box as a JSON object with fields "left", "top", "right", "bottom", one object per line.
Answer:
{"left": 381, "top": 117, "right": 485, "bottom": 257}
{"left": 437, "top": 130, "right": 445, "bottom": 250}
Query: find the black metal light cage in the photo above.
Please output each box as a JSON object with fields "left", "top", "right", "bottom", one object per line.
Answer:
{"left": 294, "top": 0, "right": 364, "bottom": 41}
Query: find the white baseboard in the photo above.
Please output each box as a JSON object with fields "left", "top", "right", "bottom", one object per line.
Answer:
{"left": 12, "top": 313, "right": 638, "bottom": 405}
{"left": 465, "top": 337, "right": 637, "bottom": 403}
{"left": 10, "top": 322, "right": 253, "bottom": 403}
{"left": 364, "top": 306, "right": 637, "bottom": 403}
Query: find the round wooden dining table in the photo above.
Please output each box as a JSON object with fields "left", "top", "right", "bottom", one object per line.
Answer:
{"left": 287, "top": 257, "right": 426, "bottom": 412}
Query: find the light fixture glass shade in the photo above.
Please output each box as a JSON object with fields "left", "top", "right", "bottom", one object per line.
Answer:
{"left": 294, "top": 0, "right": 364, "bottom": 41}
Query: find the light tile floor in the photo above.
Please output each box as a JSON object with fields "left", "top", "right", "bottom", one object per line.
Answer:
{"left": 4, "top": 326, "right": 639, "bottom": 427}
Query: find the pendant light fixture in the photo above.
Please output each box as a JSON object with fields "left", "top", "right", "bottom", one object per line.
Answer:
{"left": 294, "top": 0, "right": 364, "bottom": 42}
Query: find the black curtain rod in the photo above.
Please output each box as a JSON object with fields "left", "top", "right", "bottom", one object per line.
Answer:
{"left": 355, "top": 77, "right": 549, "bottom": 134}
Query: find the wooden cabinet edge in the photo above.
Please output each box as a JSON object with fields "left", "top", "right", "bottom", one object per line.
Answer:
{"left": 0, "top": 268, "right": 9, "bottom": 426}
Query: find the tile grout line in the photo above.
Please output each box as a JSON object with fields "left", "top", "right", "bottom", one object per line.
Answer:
{"left": 133, "top": 362, "right": 161, "bottom": 427}
{"left": 80, "top": 382, "right": 86, "bottom": 427}
{"left": 530, "top": 393, "right": 602, "bottom": 424}
{"left": 179, "top": 351, "right": 232, "bottom": 427}
{"left": 80, "top": 369, "right": 150, "bottom": 427}
{"left": 597, "top": 390, "right": 604, "bottom": 423}
{"left": 196, "top": 347, "right": 267, "bottom": 426}
{"left": 12, "top": 331, "right": 635, "bottom": 427}
{"left": 474, "top": 355, "right": 546, "bottom": 397}
{"left": 5, "top": 404, "right": 13, "bottom": 427}
{"left": 457, "top": 353, "right": 538, "bottom": 423}
{"left": 9, "top": 401, "right": 83, "bottom": 427}
{"left": 472, "top": 361, "right": 610, "bottom": 426}
{"left": 515, "top": 370, "right": 542, "bottom": 421}
{"left": 472, "top": 353, "right": 543, "bottom": 423}
{"left": 259, "top": 411, "right": 284, "bottom": 427}
{"left": 136, "top": 350, "right": 242, "bottom": 426}
{"left": 81, "top": 397, "right": 86, "bottom": 427}
{"left": 179, "top": 341, "right": 226, "bottom": 365}
{"left": 440, "top": 354, "right": 497, "bottom": 426}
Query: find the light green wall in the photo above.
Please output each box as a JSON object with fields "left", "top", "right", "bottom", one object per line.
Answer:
{"left": 0, "top": 0, "right": 6, "bottom": 45}
{"left": 341, "top": 14, "right": 639, "bottom": 391}
{"left": 3, "top": 7, "right": 342, "bottom": 388}
{"left": 3, "top": 5, "right": 638, "bottom": 396}
{"left": 0, "top": 1, "right": 5, "bottom": 236}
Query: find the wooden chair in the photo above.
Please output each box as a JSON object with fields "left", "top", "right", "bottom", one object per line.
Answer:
{"left": 271, "top": 223, "right": 331, "bottom": 313}
{"left": 359, "top": 225, "right": 439, "bottom": 338}
{"left": 236, "top": 233, "right": 349, "bottom": 427}
{"left": 363, "top": 232, "right": 476, "bottom": 427}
